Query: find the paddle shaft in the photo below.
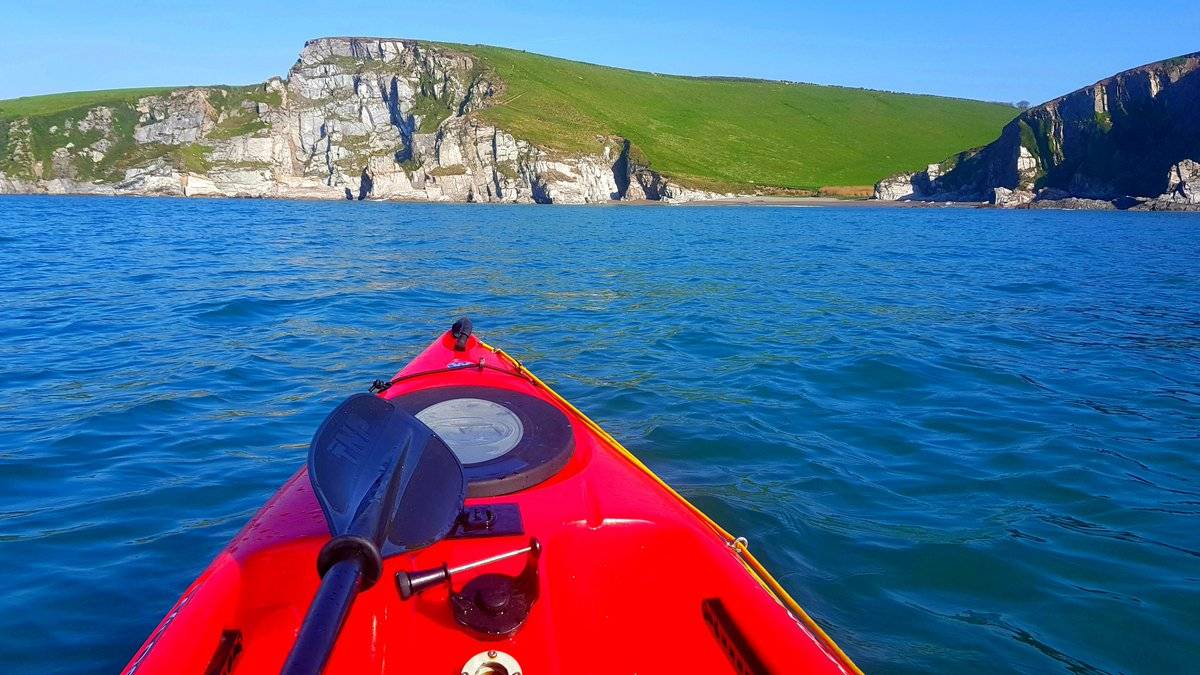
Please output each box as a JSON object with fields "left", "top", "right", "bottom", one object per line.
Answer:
{"left": 281, "top": 559, "right": 363, "bottom": 675}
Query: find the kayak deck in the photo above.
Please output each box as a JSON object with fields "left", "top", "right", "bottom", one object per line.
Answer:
{"left": 124, "top": 329, "right": 856, "bottom": 674}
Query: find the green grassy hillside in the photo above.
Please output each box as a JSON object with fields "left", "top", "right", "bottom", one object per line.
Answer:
{"left": 0, "top": 88, "right": 175, "bottom": 120}
{"left": 455, "top": 45, "right": 1018, "bottom": 192}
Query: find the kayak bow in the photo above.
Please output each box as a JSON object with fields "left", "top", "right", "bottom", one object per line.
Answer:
{"left": 123, "top": 319, "right": 861, "bottom": 674}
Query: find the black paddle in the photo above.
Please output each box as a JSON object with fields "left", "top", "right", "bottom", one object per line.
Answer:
{"left": 281, "top": 393, "right": 466, "bottom": 675}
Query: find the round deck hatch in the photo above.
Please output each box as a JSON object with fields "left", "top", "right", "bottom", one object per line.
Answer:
{"left": 394, "top": 386, "right": 574, "bottom": 497}
{"left": 415, "top": 398, "right": 524, "bottom": 465}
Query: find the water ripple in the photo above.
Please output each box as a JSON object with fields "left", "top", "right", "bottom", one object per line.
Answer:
{"left": 0, "top": 196, "right": 1198, "bottom": 673}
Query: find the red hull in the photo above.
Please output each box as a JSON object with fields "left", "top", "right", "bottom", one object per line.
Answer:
{"left": 123, "top": 330, "right": 858, "bottom": 674}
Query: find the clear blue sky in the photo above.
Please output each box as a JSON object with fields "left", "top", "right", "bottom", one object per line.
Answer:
{"left": 3, "top": 1, "right": 1197, "bottom": 104}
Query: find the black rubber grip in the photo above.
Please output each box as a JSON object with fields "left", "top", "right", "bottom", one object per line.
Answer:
{"left": 317, "top": 535, "right": 383, "bottom": 589}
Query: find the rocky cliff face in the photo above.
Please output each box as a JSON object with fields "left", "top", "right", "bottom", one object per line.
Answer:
{"left": 873, "top": 52, "right": 1200, "bottom": 209}
{"left": 0, "top": 38, "right": 725, "bottom": 203}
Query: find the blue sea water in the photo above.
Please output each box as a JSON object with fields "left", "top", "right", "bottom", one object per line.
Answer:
{"left": 0, "top": 195, "right": 1197, "bottom": 674}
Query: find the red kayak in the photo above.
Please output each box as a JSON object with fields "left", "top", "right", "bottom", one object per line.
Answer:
{"left": 123, "top": 320, "right": 860, "bottom": 674}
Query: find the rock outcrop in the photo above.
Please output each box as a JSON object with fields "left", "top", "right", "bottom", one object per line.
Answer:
{"left": 0, "top": 38, "right": 719, "bottom": 204}
{"left": 873, "top": 52, "right": 1200, "bottom": 209}
{"left": 1159, "top": 158, "right": 1200, "bottom": 204}
{"left": 134, "top": 90, "right": 218, "bottom": 145}
{"left": 1134, "top": 159, "right": 1200, "bottom": 210}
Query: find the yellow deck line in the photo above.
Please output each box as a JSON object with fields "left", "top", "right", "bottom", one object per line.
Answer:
{"left": 480, "top": 341, "right": 863, "bottom": 674}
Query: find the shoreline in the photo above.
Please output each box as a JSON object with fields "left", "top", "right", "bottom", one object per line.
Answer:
{"left": 2, "top": 192, "right": 1195, "bottom": 212}
{"left": 677, "top": 195, "right": 985, "bottom": 208}
{"left": 0, "top": 191, "right": 982, "bottom": 209}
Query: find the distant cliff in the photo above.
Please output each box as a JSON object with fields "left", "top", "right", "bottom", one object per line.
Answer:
{"left": 0, "top": 37, "right": 1015, "bottom": 203}
{"left": 874, "top": 52, "right": 1200, "bottom": 210}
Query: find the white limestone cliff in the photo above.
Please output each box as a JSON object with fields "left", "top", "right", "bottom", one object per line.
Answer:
{"left": 0, "top": 38, "right": 710, "bottom": 204}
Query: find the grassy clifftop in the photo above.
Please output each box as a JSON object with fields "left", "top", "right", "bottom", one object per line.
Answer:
{"left": 0, "top": 88, "right": 176, "bottom": 120}
{"left": 454, "top": 44, "right": 1018, "bottom": 192}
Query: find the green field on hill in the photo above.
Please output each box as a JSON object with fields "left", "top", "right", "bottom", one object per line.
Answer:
{"left": 455, "top": 45, "right": 1017, "bottom": 192}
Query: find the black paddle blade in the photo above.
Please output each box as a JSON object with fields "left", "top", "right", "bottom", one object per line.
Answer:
{"left": 308, "top": 393, "right": 465, "bottom": 555}
{"left": 380, "top": 427, "right": 467, "bottom": 556}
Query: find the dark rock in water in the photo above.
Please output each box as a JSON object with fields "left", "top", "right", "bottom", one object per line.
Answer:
{"left": 875, "top": 52, "right": 1200, "bottom": 209}
{"left": 1111, "top": 195, "right": 1148, "bottom": 210}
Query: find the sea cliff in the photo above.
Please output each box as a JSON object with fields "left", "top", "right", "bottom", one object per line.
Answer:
{"left": 0, "top": 38, "right": 721, "bottom": 204}
{"left": 873, "top": 52, "right": 1200, "bottom": 210}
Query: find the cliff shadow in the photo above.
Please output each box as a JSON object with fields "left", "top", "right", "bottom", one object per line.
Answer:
{"left": 611, "top": 140, "right": 631, "bottom": 200}
{"left": 358, "top": 168, "right": 374, "bottom": 200}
